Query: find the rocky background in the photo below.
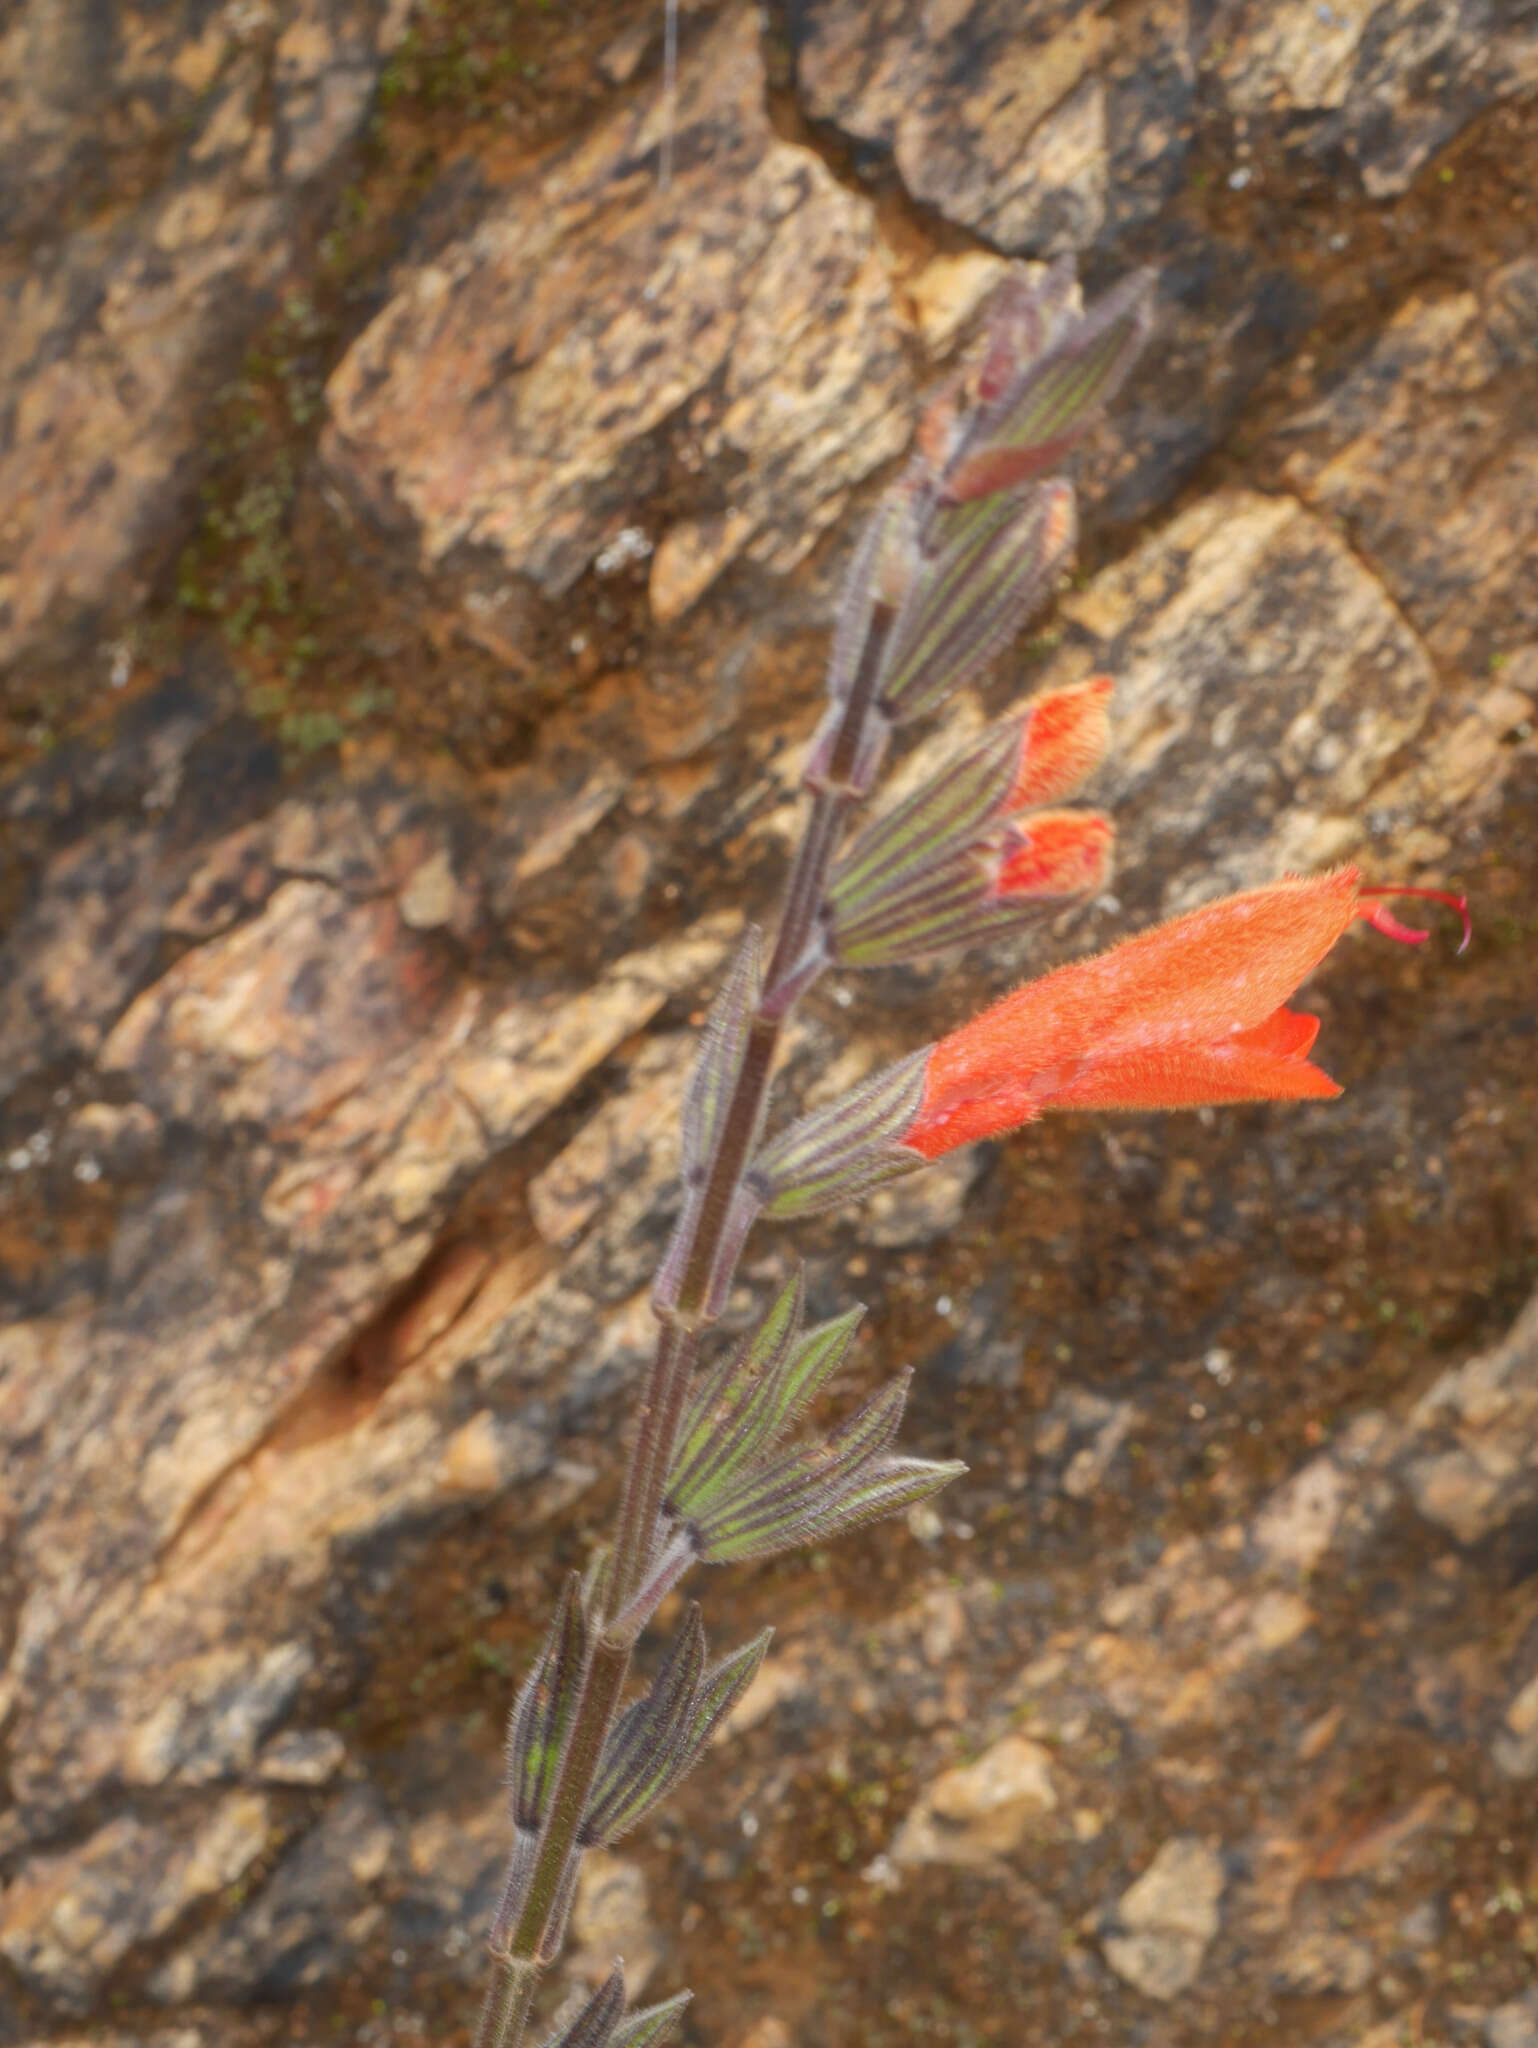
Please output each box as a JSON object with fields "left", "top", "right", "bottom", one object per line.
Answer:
{"left": 2, "top": 4, "right": 1537, "bottom": 2046}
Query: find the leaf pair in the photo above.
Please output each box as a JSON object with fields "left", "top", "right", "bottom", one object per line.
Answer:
{"left": 542, "top": 1966, "right": 689, "bottom": 2048}
{"left": 582, "top": 1605, "right": 771, "bottom": 1847}
{"left": 749, "top": 1054, "right": 927, "bottom": 1220}
{"left": 664, "top": 1273, "right": 963, "bottom": 1564}
{"left": 943, "top": 263, "right": 1157, "bottom": 506}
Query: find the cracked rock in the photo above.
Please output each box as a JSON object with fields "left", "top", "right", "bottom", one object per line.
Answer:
{"left": 324, "top": 5, "right": 913, "bottom": 618}
{"left": 0, "top": 676, "right": 731, "bottom": 1837}
{"left": 1401, "top": 1292, "right": 1538, "bottom": 1546}
{"left": 1280, "top": 256, "right": 1538, "bottom": 840}
{"left": 1213, "top": 0, "right": 1538, "bottom": 198}
{"left": 1030, "top": 488, "right": 1441, "bottom": 915}
{"left": 792, "top": 0, "right": 1194, "bottom": 255}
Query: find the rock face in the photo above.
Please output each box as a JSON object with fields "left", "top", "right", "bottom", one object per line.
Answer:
{"left": 324, "top": 7, "right": 912, "bottom": 612}
{"left": 793, "top": 0, "right": 1195, "bottom": 256}
{"left": 1212, "top": 0, "right": 1538, "bottom": 198}
{"left": 793, "top": 0, "right": 1538, "bottom": 229}
{"left": 1043, "top": 488, "right": 1443, "bottom": 904}
{"left": 890, "top": 1733, "right": 1058, "bottom": 1869}
{"left": 3, "top": 4, "right": 1538, "bottom": 2048}
{"left": 0, "top": 0, "right": 410, "bottom": 673}
{"left": 0, "top": 670, "right": 736, "bottom": 1833}
{"left": 1279, "top": 253, "right": 1538, "bottom": 826}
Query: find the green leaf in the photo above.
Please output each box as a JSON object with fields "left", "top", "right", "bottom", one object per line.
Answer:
{"left": 506, "top": 1573, "right": 587, "bottom": 1834}
{"left": 694, "top": 1376, "right": 913, "bottom": 1563}
{"left": 827, "top": 485, "right": 921, "bottom": 703}
{"left": 943, "top": 268, "right": 1156, "bottom": 503}
{"left": 751, "top": 1310, "right": 866, "bottom": 1441}
{"left": 667, "top": 1274, "right": 803, "bottom": 1514}
{"left": 881, "top": 483, "right": 1076, "bottom": 723}
{"left": 584, "top": 1607, "right": 705, "bottom": 1845}
{"left": 669, "top": 1301, "right": 867, "bottom": 1520}
{"left": 684, "top": 1629, "right": 773, "bottom": 1755}
{"left": 583, "top": 1624, "right": 772, "bottom": 1847}
{"left": 542, "top": 1965, "right": 625, "bottom": 2048}
{"left": 680, "top": 928, "right": 761, "bottom": 1179}
{"left": 610, "top": 1991, "right": 692, "bottom": 2048}
{"left": 829, "top": 722, "right": 1022, "bottom": 914}
{"left": 791, "top": 1454, "right": 968, "bottom": 1548}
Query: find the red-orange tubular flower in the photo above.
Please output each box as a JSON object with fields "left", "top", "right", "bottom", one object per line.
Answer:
{"left": 903, "top": 868, "right": 1469, "bottom": 1160}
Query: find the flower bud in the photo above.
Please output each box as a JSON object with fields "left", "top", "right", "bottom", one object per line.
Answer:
{"left": 995, "top": 810, "right": 1114, "bottom": 903}
{"left": 942, "top": 267, "right": 1157, "bottom": 505}
{"left": 1006, "top": 676, "right": 1114, "bottom": 809}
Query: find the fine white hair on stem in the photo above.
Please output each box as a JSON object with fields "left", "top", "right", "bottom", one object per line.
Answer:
{"left": 660, "top": 0, "right": 679, "bottom": 188}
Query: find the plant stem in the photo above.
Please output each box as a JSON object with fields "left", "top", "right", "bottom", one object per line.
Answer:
{"left": 476, "top": 1960, "right": 537, "bottom": 2048}
{"left": 674, "top": 605, "right": 899, "bottom": 1318}
{"left": 478, "top": 550, "right": 900, "bottom": 2048}
{"left": 611, "top": 1321, "right": 699, "bottom": 1612}
{"left": 512, "top": 1641, "right": 631, "bottom": 1957}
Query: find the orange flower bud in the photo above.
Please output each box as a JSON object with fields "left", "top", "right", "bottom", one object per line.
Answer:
{"left": 995, "top": 810, "right": 1114, "bottom": 902}
{"left": 1006, "top": 677, "right": 1114, "bottom": 810}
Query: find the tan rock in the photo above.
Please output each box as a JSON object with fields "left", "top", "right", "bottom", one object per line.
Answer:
{"left": 529, "top": 1034, "right": 692, "bottom": 1246}
{"left": 793, "top": 1, "right": 1192, "bottom": 253}
{"left": 1215, "top": 0, "right": 1538, "bottom": 195}
{"left": 1273, "top": 1928, "right": 1374, "bottom": 1996}
{"left": 324, "top": 8, "right": 911, "bottom": 615}
{"left": 1249, "top": 1450, "right": 1353, "bottom": 1574}
{"left": 907, "top": 250, "right": 1013, "bottom": 356}
{"left": 0, "top": 1796, "right": 270, "bottom": 2006}
{"left": 1493, "top": 1668, "right": 1538, "bottom": 1779}
{"left": 567, "top": 1854, "right": 661, "bottom": 2000}
{"left": 1036, "top": 488, "right": 1441, "bottom": 907}
{"left": 1102, "top": 1836, "right": 1224, "bottom": 2000}
{"left": 451, "top": 915, "right": 738, "bottom": 1144}
{"left": 1282, "top": 258, "right": 1538, "bottom": 697}
{"left": 1403, "top": 1292, "right": 1538, "bottom": 1544}
{"left": 891, "top": 1732, "right": 1057, "bottom": 1867}
{"left": 1216, "top": 0, "right": 1377, "bottom": 113}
